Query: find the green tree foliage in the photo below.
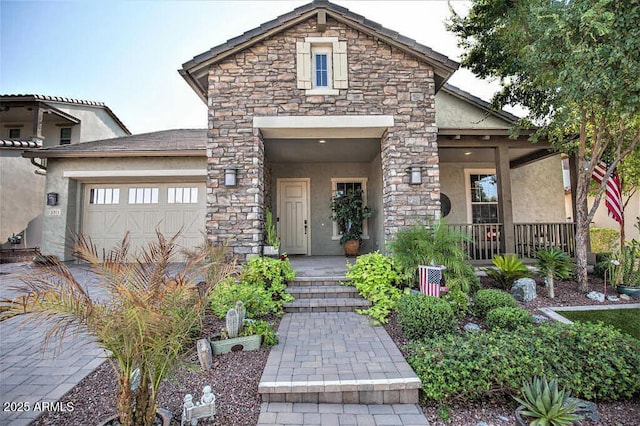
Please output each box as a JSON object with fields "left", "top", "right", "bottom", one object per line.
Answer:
{"left": 449, "top": 0, "right": 640, "bottom": 292}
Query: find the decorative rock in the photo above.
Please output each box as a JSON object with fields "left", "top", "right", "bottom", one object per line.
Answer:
{"left": 498, "top": 416, "right": 509, "bottom": 422}
{"left": 464, "top": 322, "right": 481, "bottom": 332}
{"left": 619, "top": 293, "right": 631, "bottom": 301}
{"left": 531, "top": 314, "right": 549, "bottom": 324}
{"left": 586, "top": 291, "right": 605, "bottom": 303}
{"left": 607, "top": 295, "right": 620, "bottom": 302}
{"left": 475, "top": 422, "right": 489, "bottom": 426}
{"left": 511, "top": 278, "right": 537, "bottom": 302}
{"left": 197, "top": 339, "right": 213, "bottom": 370}
{"left": 567, "top": 397, "right": 601, "bottom": 422}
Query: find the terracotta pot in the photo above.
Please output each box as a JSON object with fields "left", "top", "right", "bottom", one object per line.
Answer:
{"left": 616, "top": 285, "right": 640, "bottom": 298}
{"left": 343, "top": 239, "right": 359, "bottom": 257}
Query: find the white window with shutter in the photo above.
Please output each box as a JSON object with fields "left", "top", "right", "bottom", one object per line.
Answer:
{"left": 296, "top": 37, "right": 348, "bottom": 94}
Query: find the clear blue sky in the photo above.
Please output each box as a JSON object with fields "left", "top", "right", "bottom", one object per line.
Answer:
{"left": 1, "top": 0, "right": 497, "bottom": 135}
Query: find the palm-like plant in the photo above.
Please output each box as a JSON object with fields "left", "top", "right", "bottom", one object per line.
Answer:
{"left": 536, "top": 248, "right": 574, "bottom": 299}
{"left": 483, "top": 254, "right": 531, "bottom": 290}
{"left": 387, "top": 220, "right": 478, "bottom": 292}
{"left": 0, "top": 231, "right": 208, "bottom": 426}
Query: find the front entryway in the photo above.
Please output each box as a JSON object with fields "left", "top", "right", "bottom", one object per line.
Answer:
{"left": 277, "top": 179, "right": 310, "bottom": 255}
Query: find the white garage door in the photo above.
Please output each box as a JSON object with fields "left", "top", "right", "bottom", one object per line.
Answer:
{"left": 83, "top": 183, "right": 206, "bottom": 257}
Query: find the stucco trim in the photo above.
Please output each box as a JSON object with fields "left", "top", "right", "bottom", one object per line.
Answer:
{"left": 63, "top": 169, "right": 206, "bottom": 179}
{"left": 254, "top": 115, "right": 394, "bottom": 139}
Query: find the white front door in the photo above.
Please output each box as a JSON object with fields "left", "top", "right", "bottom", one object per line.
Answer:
{"left": 277, "top": 179, "right": 310, "bottom": 255}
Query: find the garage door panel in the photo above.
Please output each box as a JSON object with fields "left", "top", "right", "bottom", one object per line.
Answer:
{"left": 83, "top": 183, "right": 206, "bottom": 258}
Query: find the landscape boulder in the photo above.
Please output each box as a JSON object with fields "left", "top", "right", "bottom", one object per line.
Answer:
{"left": 511, "top": 278, "right": 537, "bottom": 302}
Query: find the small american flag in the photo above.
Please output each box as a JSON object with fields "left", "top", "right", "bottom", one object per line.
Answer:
{"left": 419, "top": 265, "right": 444, "bottom": 297}
{"left": 592, "top": 162, "right": 623, "bottom": 224}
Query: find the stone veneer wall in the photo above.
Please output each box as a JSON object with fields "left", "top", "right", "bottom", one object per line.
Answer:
{"left": 207, "top": 17, "right": 438, "bottom": 260}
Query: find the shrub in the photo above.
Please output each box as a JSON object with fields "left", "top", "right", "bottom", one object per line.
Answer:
{"left": 442, "top": 282, "right": 471, "bottom": 317}
{"left": 482, "top": 254, "right": 531, "bottom": 289}
{"left": 406, "top": 321, "right": 640, "bottom": 402}
{"left": 397, "top": 293, "right": 456, "bottom": 340}
{"left": 244, "top": 319, "right": 279, "bottom": 347}
{"left": 239, "top": 256, "right": 295, "bottom": 315}
{"left": 346, "top": 251, "right": 402, "bottom": 324}
{"left": 593, "top": 252, "right": 612, "bottom": 279}
{"left": 209, "top": 280, "right": 276, "bottom": 318}
{"left": 387, "top": 220, "right": 478, "bottom": 293}
{"left": 473, "top": 289, "right": 517, "bottom": 318}
{"left": 590, "top": 227, "right": 620, "bottom": 253}
{"left": 485, "top": 306, "right": 532, "bottom": 330}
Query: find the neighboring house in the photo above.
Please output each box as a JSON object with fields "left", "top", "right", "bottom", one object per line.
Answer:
{"left": 28, "top": 0, "right": 572, "bottom": 262}
{"left": 0, "top": 95, "right": 130, "bottom": 257}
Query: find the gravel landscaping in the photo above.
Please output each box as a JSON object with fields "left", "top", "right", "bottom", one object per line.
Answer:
{"left": 32, "top": 275, "right": 639, "bottom": 426}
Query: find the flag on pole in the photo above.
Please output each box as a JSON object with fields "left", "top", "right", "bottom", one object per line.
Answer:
{"left": 591, "top": 162, "right": 623, "bottom": 224}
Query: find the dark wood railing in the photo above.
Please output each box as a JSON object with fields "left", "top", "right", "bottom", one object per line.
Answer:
{"left": 449, "top": 222, "right": 576, "bottom": 261}
{"left": 514, "top": 222, "right": 576, "bottom": 258}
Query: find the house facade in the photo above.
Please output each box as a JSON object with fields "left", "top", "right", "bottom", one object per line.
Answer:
{"left": 0, "top": 95, "right": 129, "bottom": 257}
{"left": 180, "top": 0, "right": 569, "bottom": 261}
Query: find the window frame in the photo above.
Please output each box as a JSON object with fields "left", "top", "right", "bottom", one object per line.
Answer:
{"left": 464, "top": 168, "right": 499, "bottom": 224}
{"left": 296, "top": 37, "right": 346, "bottom": 95}
{"left": 312, "top": 46, "right": 332, "bottom": 89}
{"left": 330, "top": 177, "right": 369, "bottom": 240}
{"left": 60, "top": 127, "right": 72, "bottom": 145}
{"left": 8, "top": 128, "right": 21, "bottom": 139}
{"left": 128, "top": 187, "right": 159, "bottom": 205}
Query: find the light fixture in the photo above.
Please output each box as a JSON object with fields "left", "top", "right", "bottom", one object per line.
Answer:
{"left": 224, "top": 167, "right": 238, "bottom": 187}
{"left": 464, "top": 151, "right": 472, "bottom": 156}
{"left": 46, "top": 192, "right": 59, "bottom": 206}
{"left": 408, "top": 166, "right": 422, "bottom": 185}
{"left": 318, "top": 139, "right": 326, "bottom": 144}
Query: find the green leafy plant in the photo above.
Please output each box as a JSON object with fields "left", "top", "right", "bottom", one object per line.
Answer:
{"left": 486, "top": 306, "right": 532, "bottom": 331}
{"left": 345, "top": 251, "right": 402, "bottom": 324}
{"left": 473, "top": 289, "right": 518, "bottom": 318}
{"left": 593, "top": 252, "right": 612, "bottom": 279}
{"left": 536, "top": 248, "right": 574, "bottom": 299}
{"left": 209, "top": 280, "right": 276, "bottom": 318}
{"left": 396, "top": 293, "right": 456, "bottom": 340}
{"left": 609, "top": 242, "right": 640, "bottom": 287}
{"left": 387, "top": 220, "right": 479, "bottom": 293}
{"left": 239, "top": 256, "right": 295, "bottom": 315}
{"left": 483, "top": 254, "right": 531, "bottom": 289}
{"left": 514, "top": 376, "right": 582, "bottom": 426}
{"left": 244, "top": 319, "right": 279, "bottom": 347}
{"left": 329, "top": 189, "right": 373, "bottom": 244}
{"left": 589, "top": 227, "right": 620, "bottom": 253}
{"left": 406, "top": 321, "right": 640, "bottom": 402}
{"left": 442, "top": 279, "right": 471, "bottom": 317}
{"left": 0, "top": 231, "right": 209, "bottom": 426}
{"left": 264, "top": 208, "right": 280, "bottom": 249}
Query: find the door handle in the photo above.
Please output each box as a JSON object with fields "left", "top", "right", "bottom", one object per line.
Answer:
{"left": 304, "top": 219, "right": 308, "bottom": 235}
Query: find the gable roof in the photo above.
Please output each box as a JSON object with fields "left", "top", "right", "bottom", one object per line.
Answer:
{"left": 0, "top": 94, "right": 131, "bottom": 135}
{"left": 22, "top": 129, "right": 205, "bottom": 159}
{"left": 441, "top": 84, "right": 520, "bottom": 124}
{"left": 180, "top": 0, "right": 459, "bottom": 102}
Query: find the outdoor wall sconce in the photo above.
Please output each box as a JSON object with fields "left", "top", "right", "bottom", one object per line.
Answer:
{"left": 408, "top": 166, "right": 422, "bottom": 185}
{"left": 46, "top": 192, "right": 59, "bottom": 206}
{"left": 224, "top": 168, "right": 238, "bottom": 187}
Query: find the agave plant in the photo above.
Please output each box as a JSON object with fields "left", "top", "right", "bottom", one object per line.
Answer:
{"left": 514, "top": 376, "right": 582, "bottom": 426}
{"left": 536, "top": 248, "right": 574, "bottom": 299}
{"left": 483, "top": 254, "right": 531, "bottom": 290}
{"left": 0, "top": 231, "right": 210, "bottom": 426}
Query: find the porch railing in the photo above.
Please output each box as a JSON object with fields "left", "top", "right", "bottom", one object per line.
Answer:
{"left": 514, "top": 222, "right": 576, "bottom": 258}
{"left": 448, "top": 222, "right": 576, "bottom": 261}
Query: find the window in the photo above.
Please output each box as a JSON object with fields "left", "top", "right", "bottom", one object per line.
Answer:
{"left": 331, "top": 178, "right": 369, "bottom": 240}
{"left": 466, "top": 171, "right": 499, "bottom": 224}
{"left": 168, "top": 187, "right": 198, "bottom": 204}
{"left": 128, "top": 187, "right": 159, "bottom": 204}
{"left": 60, "top": 128, "right": 72, "bottom": 145}
{"left": 8, "top": 128, "right": 21, "bottom": 139}
{"left": 296, "top": 37, "right": 348, "bottom": 93}
{"left": 89, "top": 188, "right": 120, "bottom": 205}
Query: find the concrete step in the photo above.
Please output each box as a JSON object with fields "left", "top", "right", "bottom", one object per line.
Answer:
{"left": 286, "top": 276, "right": 349, "bottom": 287}
{"left": 286, "top": 285, "right": 360, "bottom": 299}
{"left": 284, "top": 298, "right": 372, "bottom": 313}
{"left": 258, "top": 313, "right": 422, "bottom": 405}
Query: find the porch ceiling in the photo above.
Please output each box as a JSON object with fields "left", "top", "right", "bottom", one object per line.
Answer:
{"left": 439, "top": 147, "right": 556, "bottom": 166}
{"left": 265, "top": 138, "right": 380, "bottom": 163}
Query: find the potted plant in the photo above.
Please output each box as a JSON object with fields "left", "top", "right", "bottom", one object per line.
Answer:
{"left": 263, "top": 208, "right": 280, "bottom": 257}
{"left": 330, "top": 188, "right": 372, "bottom": 256}
{"left": 514, "top": 376, "right": 582, "bottom": 426}
{"left": 0, "top": 231, "right": 210, "bottom": 426}
{"left": 609, "top": 242, "right": 640, "bottom": 297}
{"left": 209, "top": 302, "right": 262, "bottom": 354}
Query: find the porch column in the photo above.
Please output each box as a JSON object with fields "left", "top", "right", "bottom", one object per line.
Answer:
{"left": 31, "top": 103, "right": 44, "bottom": 139}
{"left": 495, "top": 145, "right": 515, "bottom": 254}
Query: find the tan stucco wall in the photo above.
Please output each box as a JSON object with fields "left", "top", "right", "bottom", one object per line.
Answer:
{"left": 439, "top": 154, "right": 566, "bottom": 224}
{"left": 41, "top": 156, "right": 206, "bottom": 260}
{"left": 435, "top": 91, "right": 511, "bottom": 129}
{"left": 53, "top": 103, "right": 129, "bottom": 143}
{"left": 0, "top": 153, "right": 45, "bottom": 248}
{"left": 270, "top": 161, "right": 381, "bottom": 256}
{"left": 588, "top": 192, "right": 640, "bottom": 241}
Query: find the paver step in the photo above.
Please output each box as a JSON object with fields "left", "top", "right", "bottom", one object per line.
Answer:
{"left": 257, "top": 402, "right": 429, "bottom": 425}
{"left": 286, "top": 277, "right": 349, "bottom": 287}
{"left": 286, "top": 285, "right": 360, "bottom": 299}
{"left": 284, "top": 298, "right": 371, "bottom": 313}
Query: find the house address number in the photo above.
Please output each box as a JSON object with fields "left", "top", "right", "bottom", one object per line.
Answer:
{"left": 48, "top": 209, "right": 62, "bottom": 216}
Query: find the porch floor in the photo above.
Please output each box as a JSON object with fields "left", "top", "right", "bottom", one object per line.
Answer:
{"left": 288, "top": 255, "right": 355, "bottom": 278}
